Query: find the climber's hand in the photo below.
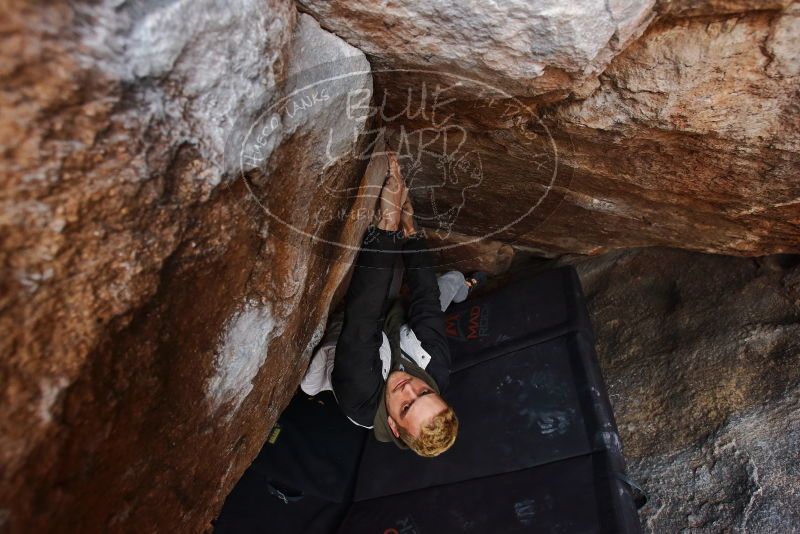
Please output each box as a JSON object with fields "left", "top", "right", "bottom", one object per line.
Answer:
{"left": 387, "top": 151, "right": 403, "bottom": 181}
{"left": 377, "top": 159, "right": 407, "bottom": 231}
{"left": 401, "top": 197, "right": 417, "bottom": 238}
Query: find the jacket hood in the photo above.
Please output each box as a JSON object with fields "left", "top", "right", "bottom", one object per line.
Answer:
{"left": 372, "top": 357, "right": 440, "bottom": 448}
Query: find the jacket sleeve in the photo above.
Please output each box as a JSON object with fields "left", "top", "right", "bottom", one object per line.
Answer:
{"left": 401, "top": 234, "right": 452, "bottom": 392}
{"left": 332, "top": 227, "right": 402, "bottom": 426}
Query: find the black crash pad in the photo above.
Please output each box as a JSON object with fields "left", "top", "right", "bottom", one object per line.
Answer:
{"left": 215, "top": 266, "right": 641, "bottom": 533}
{"left": 444, "top": 266, "right": 592, "bottom": 372}
{"left": 340, "top": 452, "right": 640, "bottom": 534}
{"left": 353, "top": 330, "right": 618, "bottom": 501}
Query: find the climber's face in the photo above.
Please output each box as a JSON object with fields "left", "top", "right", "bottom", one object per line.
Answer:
{"left": 385, "top": 371, "right": 447, "bottom": 439}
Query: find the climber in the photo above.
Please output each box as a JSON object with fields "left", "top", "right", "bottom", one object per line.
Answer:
{"left": 300, "top": 152, "right": 485, "bottom": 458}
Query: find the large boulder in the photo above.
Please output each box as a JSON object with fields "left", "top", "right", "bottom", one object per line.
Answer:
{"left": 297, "top": 0, "right": 657, "bottom": 98}
{"left": 297, "top": 0, "right": 800, "bottom": 256}
{"left": 2, "top": 0, "right": 798, "bottom": 532}
{"left": 573, "top": 248, "right": 800, "bottom": 532}
{"left": 0, "top": 2, "right": 373, "bottom": 531}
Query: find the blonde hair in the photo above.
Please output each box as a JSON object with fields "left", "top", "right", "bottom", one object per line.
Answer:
{"left": 401, "top": 406, "right": 459, "bottom": 458}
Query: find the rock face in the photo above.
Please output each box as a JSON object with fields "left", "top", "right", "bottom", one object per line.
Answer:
{"left": 2, "top": 1, "right": 799, "bottom": 532}
{"left": 572, "top": 249, "right": 800, "bottom": 532}
{"left": 1, "top": 2, "right": 374, "bottom": 532}
{"left": 299, "top": 0, "right": 657, "bottom": 98}
{"left": 298, "top": 0, "right": 800, "bottom": 256}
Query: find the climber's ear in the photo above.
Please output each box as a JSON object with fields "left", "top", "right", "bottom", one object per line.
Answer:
{"left": 387, "top": 415, "right": 400, "bottom": 438}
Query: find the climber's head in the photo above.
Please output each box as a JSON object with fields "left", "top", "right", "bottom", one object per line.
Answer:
{"left": 384, "top": 371, "right": 459, "bottom": 457}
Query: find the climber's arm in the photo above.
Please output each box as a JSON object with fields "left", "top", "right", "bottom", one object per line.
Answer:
{"left": 332, "top": 227, "right": 402, "bottom": 426}
{"left": 401, "top": 234, "right": 452, "bottom": 391}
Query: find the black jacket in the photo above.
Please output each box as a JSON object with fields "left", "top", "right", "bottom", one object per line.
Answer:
{"left": 332, "top": 227, "right": 452, "bottom": 428}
